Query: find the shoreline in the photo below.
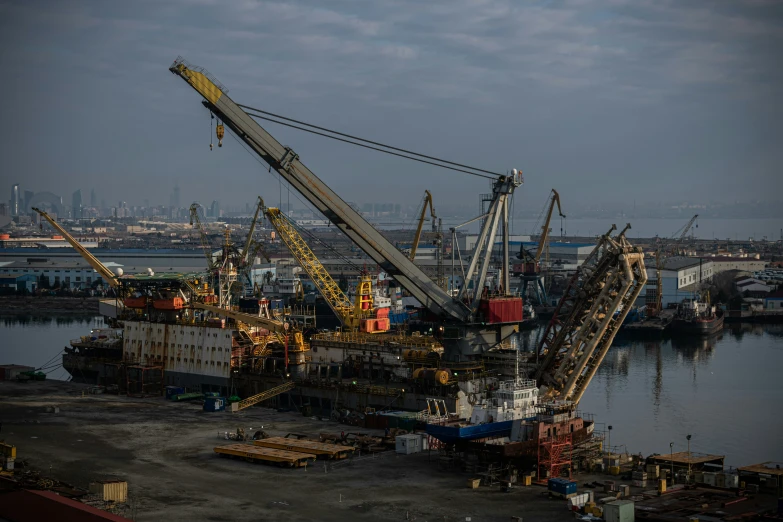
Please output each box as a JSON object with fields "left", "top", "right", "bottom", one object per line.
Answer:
{"left": 0, "top": 296, "right": 101, "bottom": 315}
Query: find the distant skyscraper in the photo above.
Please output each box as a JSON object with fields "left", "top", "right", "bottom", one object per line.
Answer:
{"left": 10, "top": 184, "right": 19, "bottom": 216}
{"left": 170, "top": 184, "right": 181, "bottom": 209}
{"left": 72, "top": 189, "right": 82, "bottom": 219}
{"left": 23, "top": 190, "right": 34, "bottom": 214}
{"left": 90, "top": 188, "right": 97, "bottom": 208}
{"left": 210, "top": 200, "right": 220, "bottom": 219}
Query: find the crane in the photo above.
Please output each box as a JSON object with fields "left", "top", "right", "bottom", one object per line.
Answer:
{"left": 189, "top": 203, "right": 216, "bottom": 270}
{"left": 515, "top": 189, "right": 565, "bottom": 306}
{"left": 170, "top": 57, "right": 555, "bottom": 360}
{"left": 532, "top": 189, "right": 565, "bottom": 264}
{"left": 241, "top": 196, "right": 264, "bottom": 265}
{"left": 647, "top": 214, "right": 699, "bottom": 316}
{"left": 33, "top": 207, "right": 120, "bottom": 289}
{"left": 409, "top": 190, "right": 445, "bottom": 290}
{"left": 263, "top": 205, "right": 381, "bottom": 332}
{"left": 533, "top": 224, "right": 647, "bottom": 405}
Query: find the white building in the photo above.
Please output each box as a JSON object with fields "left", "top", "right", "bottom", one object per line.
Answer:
{"left": 707, "top": 256, "right": 767, "bottom": 275}
{"left": 642, "top": 257, "right": 714, "bottom": 308}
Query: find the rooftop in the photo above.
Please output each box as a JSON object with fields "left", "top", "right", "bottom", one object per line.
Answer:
{"left": 661, "top": 257, "right": 711, "bottom": 271}
{"left": 738, "top": 461, "right": 783, "bottom": 476}
{"left": 651, "top": 451, "right": 725, "bottom": 465}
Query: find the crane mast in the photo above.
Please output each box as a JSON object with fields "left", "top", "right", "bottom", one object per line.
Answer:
{"left": 33, "top": 207, "right": 120, "bottom": 289}
{"left": 241, "top": 196, "right": 264, "bottom": 264}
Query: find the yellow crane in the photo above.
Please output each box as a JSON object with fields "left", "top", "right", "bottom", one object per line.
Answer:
{"left": 647, "top": 214, "right": 699, "bottom": 316}
{"left": 263, "top": 204, "right": 379, "bottom": 332}
{"left": 33, "top": 207, "right": 120, "bottom": 289}
{"left": 241, "top": 196, "right": 264, "bottom": 265}
{"left": 533, "top": 189, "right": 565, "bottom": 264}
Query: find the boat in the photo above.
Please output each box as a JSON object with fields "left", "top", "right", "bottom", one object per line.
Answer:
{"left": 426, "top": 378, "right": 539, "bottom": 443}
{"left": 671, "top": 296, "right": 724, "bottom": 335}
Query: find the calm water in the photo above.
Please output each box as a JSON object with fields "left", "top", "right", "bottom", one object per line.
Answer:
{"left": 516, "top": 323, "right": 783, "bottom": 468}
{"left": 2, "top": 316, "right": 781, "bottom": 467}
{"left": 0, "top": 315, "right": 106, "bottom": 381}
{"left": 510, "top": 217, "right": 782, "bottom": 242}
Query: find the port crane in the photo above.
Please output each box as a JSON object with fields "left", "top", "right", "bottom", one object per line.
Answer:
{"left": 263, "top": 204, "right": 383, "bottom": 332}
{"left": 33, "top": 207, "right": 120, "bottom": 289}
{"left": 409, "top": 190, "right": 445, "bottom": 289}
{"left": 189, "top": 203, "right": 217, "bottom": 271}
{"left": 170, "top": 57, "right": 634, "bottom": 370}
{"left": 647, "top": 214, "right": 699, "bottom": 316}
{"left": 514, "top": 189, "right": 565, "bottom": 306}
{"left": 533, "top": 224, "right": 647, "bottom": 405}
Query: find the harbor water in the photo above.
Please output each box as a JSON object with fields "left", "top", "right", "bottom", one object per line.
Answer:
{"left": 2, "top": 315, "right": 781, "bottom": 467}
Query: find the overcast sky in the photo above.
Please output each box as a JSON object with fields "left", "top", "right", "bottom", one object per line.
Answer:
{"left": 1, "top": 0, "right": 781, "bottom": 214}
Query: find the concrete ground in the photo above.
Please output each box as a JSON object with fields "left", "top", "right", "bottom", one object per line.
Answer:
{"left": 0, "top": 380, "right": 577, "bottom": 522}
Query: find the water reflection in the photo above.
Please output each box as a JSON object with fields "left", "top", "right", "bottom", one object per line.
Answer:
{"left": 1, "top": 315, "right": 104, "bottom": 328}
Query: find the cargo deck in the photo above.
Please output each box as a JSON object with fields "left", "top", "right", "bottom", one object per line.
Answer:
{"left": 253, "top": 437, "right": 356, "bottom": 459}
{"left": 213, "top": 443, "right": 316, "bottom": 467}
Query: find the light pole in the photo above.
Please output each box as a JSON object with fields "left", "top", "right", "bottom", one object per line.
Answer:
{"left": 687, "top": 434, "right": 692, "bottom": 483}
{"left": 670, "top": 442, "right": 675, "bottom": 484}
{"left": 607, "top": 425, "right": 613, "bottom": 459}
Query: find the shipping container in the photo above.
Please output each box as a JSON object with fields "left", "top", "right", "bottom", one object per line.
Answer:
{"left": 481, "top": 297, "right": 523, "bottom": 324}
{"left": 153, "top": 297, "right": 185, "bottom": 310}
{"left": 376, "top": 308, "right": 389, "bottom": 319}
{"left": 165, "top": 386, "right": 185, "bottom": 400}
{"left": 395, "top": 434, "right": 421, "bottom": 454}
{"left": 203, "top": 397, "right": 226, "bottom": 412}
{"left": 603, "top": 500, "right": 634, "bottom": 522}
{"left": 703, "top": 472, "right": 717, "bottom": 486}
{"left": 548, "top": 478, "right": 577, "bottom": 496}
{"left": 89, "top": 480, "right": 128, "bottom": 503}
{"left": 724, "top": 473, "right": 739, "bottom": 488}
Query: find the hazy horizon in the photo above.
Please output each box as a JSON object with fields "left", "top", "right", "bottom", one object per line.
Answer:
{"left": 2, "top": 0, "right": 782, "bottom": 215}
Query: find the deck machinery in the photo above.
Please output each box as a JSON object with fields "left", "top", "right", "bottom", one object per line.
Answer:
{"left": 170, "top": 57, "right": 523, "bottom": 362}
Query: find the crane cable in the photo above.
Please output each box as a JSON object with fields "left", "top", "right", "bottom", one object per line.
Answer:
{"left": 237, "top": 104, "right": 500, "bottom": 180}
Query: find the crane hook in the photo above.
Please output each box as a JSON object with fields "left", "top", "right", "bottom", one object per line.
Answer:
{"left": 216, "top": 122, "right": 225, "bottom": 148}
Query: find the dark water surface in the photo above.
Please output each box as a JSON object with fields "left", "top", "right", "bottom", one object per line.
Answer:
{"left": 2, "top": 315, "right": 781, "bottom": 467}
{"left": 518, "top": 323, "right": 783, "bottom": 467}
{"left": 1, "top": 315, "right": 105, "bottom": 381}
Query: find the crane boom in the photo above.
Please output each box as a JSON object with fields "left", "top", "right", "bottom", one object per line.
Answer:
{"left": 189, "top": 203, "right": 216, "bottom": 270}
{"left": 169, "top": 57, "right": 468, "bottom": 322}
{"left": 410, "top": 190, "right": 435, "bottom": 261}
{"left": 241, "top": 196, "right": 264, "bottom": 263}
{"left": 264, "top": 206, "right": 364, "bottom": 329}
{"left": 32, "top": 207, "right": 119, "bottom": 288}
{"left": 534, "top": 189, "right": 565, "bottom": 263}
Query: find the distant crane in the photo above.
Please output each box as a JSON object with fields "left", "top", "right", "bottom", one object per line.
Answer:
{"left": 33, "top": 207, "right": 120, "bottom": 289}
{"left": 514, "top": 189, "right": 565, "bottom": 306}
{"left": 647, "top": 214, "right": 699, "bottom": 316}
{"left": 189, "top": 203, "right": 216, "bottom": 271}
{"left": 409, "top": 190, "right": 445, "bottom": 289}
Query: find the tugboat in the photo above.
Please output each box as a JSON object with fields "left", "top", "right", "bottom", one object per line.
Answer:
{"left": 671, "top": 292, "right": 724, "bottom": 336}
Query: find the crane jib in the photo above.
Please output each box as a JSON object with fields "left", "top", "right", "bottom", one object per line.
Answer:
{"left": 171, "top": 59, "right": 468, "bottom": 323}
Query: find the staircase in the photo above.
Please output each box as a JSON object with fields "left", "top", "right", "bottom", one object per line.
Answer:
{"left": 234, "top": 381, "right": 295, "bottom": 412}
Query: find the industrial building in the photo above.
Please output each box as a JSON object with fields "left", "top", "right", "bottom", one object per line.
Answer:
{"left": 515, "top": 241, "right": 596, "bottom": 270}
{"left": 642, "top": 257, "right": 714, "bottom": 309}
{"left": 0, "top": 248, "right": 210, "bottom": 273}
{"left": 707, "top": 256, "right": 766, "bottom": 274}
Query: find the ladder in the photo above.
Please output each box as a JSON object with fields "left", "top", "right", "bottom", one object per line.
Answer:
{"left": 234, "top": 382, "right": 295, "bottom": 411}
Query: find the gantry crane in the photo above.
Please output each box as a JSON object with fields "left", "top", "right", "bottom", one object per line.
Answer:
{"left": 33, "top": 207, "right": 120, "bottom": 289}
{"left": 533, "top": 224, "right": 647, "bottom": 405}
{"left": 170, "top": 57, "right": 622, "bottom": 364}
{"left": 263, "top": 204, "right": 382, "bottom": 332}
{"left": 514, "top": 189, "right": 565, "bottom": 306}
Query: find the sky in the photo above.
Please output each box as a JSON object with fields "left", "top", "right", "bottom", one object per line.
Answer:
{"left": 1, "top": 0, "right": 782, "bottom": 215}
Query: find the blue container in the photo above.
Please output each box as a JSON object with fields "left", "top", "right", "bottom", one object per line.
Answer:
{"left": 548, "top": 478, "right": 577, "bottom": 495}
{"left": 165, "top": 386, "right": 185, "bottom": 400}
{"left": 203, "top": 397, "right": 226, "bottom": 412}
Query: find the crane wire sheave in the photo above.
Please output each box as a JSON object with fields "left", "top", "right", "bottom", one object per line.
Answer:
{"left": 32, "top": 207, "right": 120, "bottom": 289}
{"left": 534, "top": 224, "right": 647, "bottom": 405}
